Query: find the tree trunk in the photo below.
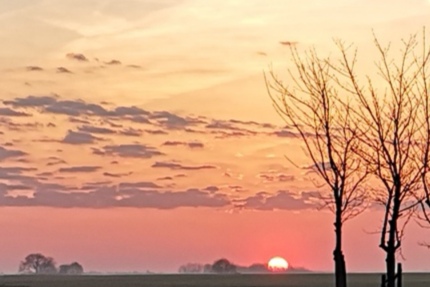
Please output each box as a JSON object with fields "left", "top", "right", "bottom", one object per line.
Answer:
{"left": 384, "top": 187, "right": 400, "bottom": 287}
{"left": 385, "top": 247, "right": 396, "bottom": 287}
{"left": 385, "top": 218, "right": 397, "bottom": 287}
{"left": 334, "top": 249, "right": 347, "bottom": 287}
{"left": 334, "top": 210, "right": 347, "bottom": 287}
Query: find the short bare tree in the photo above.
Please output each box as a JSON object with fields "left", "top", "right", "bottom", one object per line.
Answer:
{"left": 266, "top": 47, "right": 368, "bottom": 287}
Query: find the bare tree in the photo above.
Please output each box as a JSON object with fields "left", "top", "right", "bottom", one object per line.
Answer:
{"left": 415, "top": 33, "right": 430, "bottom": 248}
{"left": 266, "top": 47, "right": 368, "bottom": 287}
{"left": 333, "top": 31, "right": 430, "bottom": 287}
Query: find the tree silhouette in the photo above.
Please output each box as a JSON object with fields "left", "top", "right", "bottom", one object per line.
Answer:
{"left": 178, "top": 263, "right": 204, "bottom": 273}
{"left": 266, "top": 44, "right": 368, "bottom": 287}
{"left": 59, "top": 262, "right": 84, "bottom": 275}
{"left": 267, "top": 30, "right": 430, "bottom": 287}
{"left": 19, "top": 253, "right": 57, "bottom": 274}
{"left": 247, "top": 263, "right": 269, "bottom": 273}
{"left": 211, "top": 258, "right": 237, "bottom": 274}
{"left": 333, "top": 32, "right": 430, "bottom": 287}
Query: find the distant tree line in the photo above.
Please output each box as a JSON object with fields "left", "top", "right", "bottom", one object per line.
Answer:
{"left": 19, "top": 253, "right": 83, "bottom": 275}
{"left": 178, "top": 258, "right": 309, "bottom": 274}
{"left": 179, "top": 258, "right": 236, "bottom": 274}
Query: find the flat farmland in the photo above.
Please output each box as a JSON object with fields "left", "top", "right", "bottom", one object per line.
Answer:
{"left": 0, "top": 273, "right": 429, "bottom": 287}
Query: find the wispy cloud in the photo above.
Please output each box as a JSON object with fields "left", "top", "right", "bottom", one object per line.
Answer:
{"left": 0, "top": 185, "right": 230, "bottom": 209}
{"left": 26, "top": 66, "right": 44, "bottom": 71}
{"left": 58, "top": 166, "right": 101, "bottom": 173}
{"left": 162, "top": 141, "right": 204, "bottom": 149}
{"left": 62, "top": 130, "right": 101, "bottom": 144}
{"left": 152, "top": 161, "right": 216, "bottom": 170}
{"left": 258, "top": 171, "right": 295, "bottom": 183}
{"left": 0, "top": 146, "right": 27, "bottom": 161}
{"left": 78, "top": 125, "right": 116, "bottom": 134}
{"left": 66, "top": 53, "right": 88, "bottom": 62}
{"left": 236, "top": 190, "right": 315, "bottom": 211}
{"left": 103, "top": 171, "right": 133, "bottom": 178}
{"left": 0, "top": 108, "right": 30, "bottom": 117}
{"left": 94, "top": 144, "right": 164, "bottom": 158}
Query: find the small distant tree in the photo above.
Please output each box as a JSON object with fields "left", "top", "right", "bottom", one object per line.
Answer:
{"left": 211, "top": 258, "right": 237, "bottom": 274}
{"left": 178, "top": 263, "right": 204, "bottom": 273}
{"left": 203, "top": 264, "right": 212, "bottom": 273}
{"left": 247, "top": 263, "right": 269, "bottom": 273}
{"left": 59, "top": 262, "right": 84, "bottom": 275}
{"left": 19, "top": 253, "right": 57, "bottom": 274}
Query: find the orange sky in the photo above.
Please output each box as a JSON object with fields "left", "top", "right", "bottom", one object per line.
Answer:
{"left": 1, "top": 0, "right": 430, "bottom": 274}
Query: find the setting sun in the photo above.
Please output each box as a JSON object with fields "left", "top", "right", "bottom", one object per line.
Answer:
{"left": 268, "top": 257, "right": 289, "bottom": 272}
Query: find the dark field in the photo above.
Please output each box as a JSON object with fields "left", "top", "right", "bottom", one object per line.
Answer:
{"left": 1, "top": 273, "right": 430, "bottom": 287}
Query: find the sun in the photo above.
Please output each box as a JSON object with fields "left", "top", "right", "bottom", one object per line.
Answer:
{"left": 268, "top": 256, "right": 289, "bottom": 272}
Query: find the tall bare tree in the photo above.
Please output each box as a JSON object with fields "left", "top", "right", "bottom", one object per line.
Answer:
{"left": 333, "top": 32, "right": 430, "bottom": 287}
{"left": 416, "top": 33, "right": 430, "bottom": 246}
{"left": 266, "top": 47, "right": 368, "bottom": 287}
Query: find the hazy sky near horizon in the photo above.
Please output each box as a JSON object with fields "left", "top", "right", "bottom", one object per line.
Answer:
{"left": 1, "top": 0, "right": 430, "bottom": 274}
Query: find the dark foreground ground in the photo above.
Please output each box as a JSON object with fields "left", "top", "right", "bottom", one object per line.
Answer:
{"left": 0, "top": 273, "right": 429, "bottom": 287}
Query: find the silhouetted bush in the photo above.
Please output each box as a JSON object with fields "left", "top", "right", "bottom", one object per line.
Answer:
{"left": 59, "top": 262, "right": 84, "bottom": 275}
{"left": 211, "top": 258, "right": 237, "bottom": 274}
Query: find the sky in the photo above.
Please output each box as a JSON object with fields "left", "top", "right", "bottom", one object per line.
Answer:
{"left": 1, "top": 0, "right": 430, "bottom": 274}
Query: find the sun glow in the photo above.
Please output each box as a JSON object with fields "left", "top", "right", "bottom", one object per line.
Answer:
{"left": 268, "top": 256, "right": 289, "bottom": 272}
